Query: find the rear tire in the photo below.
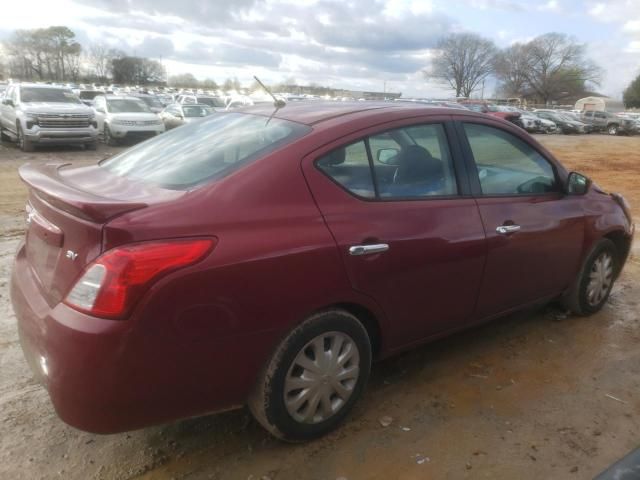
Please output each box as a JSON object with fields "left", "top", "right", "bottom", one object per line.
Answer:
{"left": 562, "top": 239, "right": 617, "bottom": 315}
{"left": 608, "top": 124, "right": 619, "bottom": 136}
{"left": 248, "top": 309, "right": 372, "bottom": 442}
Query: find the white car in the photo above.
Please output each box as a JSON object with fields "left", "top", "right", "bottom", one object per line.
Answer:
{"left": 93, "top": 95, "right": 164, "bottom": 145}
{"left": 159, "top": 103, "right": 215, "bottom": 130}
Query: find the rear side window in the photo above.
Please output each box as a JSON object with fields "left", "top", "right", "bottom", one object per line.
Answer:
{"left": 463, "top": 123, "right": 557, "bottom": 195}
{"left": 316, "top": 123, "right": 457, "bottom": 200}
{"left": 316, "top": 141, "right": 375, "bottom": 198}
{"left": 101, "top": 113, "right": 310, "bottom": 189}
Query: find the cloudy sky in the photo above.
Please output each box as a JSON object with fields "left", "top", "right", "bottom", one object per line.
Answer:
{"left": 2, "top": 0, "right": 639, "bottom": 98}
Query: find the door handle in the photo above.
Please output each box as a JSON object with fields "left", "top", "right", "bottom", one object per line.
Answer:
{"left": 349, "top": 244, "right": 389, "bottom": 256}
{"left": 496, "top": 225, "right": 521, "bottom": 235}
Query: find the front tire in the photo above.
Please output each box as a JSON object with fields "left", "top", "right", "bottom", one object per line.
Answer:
{"left": 608, "top": 124, "right": 619, "bottom": 135}
{"left": 562, "top": 239, "right": 617, "bottom": 315}
{"left": 248, "top": 309, "right": 372, "bottom": 442}
{"left": 103, "top": 125, "right": 118, "bottom": 146}
{"left": 17, "top": 124, "right": 34, "bottom": 152}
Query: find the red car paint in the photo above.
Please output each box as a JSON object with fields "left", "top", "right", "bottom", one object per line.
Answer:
{"left": 11, "top": 102, "right": 633, "bottom": 434}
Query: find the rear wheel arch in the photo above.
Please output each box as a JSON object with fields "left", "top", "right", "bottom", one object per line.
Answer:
{"left": 324, "top": 302, "right": 382, "bottom": 359}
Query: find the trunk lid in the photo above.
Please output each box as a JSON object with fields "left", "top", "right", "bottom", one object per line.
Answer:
{"left": 19, "top": 162, "right": 181, "bottom": 306}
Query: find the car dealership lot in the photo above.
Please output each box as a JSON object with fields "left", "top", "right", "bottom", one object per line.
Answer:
{"left": 0, "top": 135, "right": 638, "bottom": 480}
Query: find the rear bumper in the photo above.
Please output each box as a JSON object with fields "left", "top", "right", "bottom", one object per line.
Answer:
{"left": 10, "top": 243, "right": 266, "bottom": 433}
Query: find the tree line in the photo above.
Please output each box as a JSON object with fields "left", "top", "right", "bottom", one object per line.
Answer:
{"left": 427, "top": 32, "right": 609, "bottom": 104}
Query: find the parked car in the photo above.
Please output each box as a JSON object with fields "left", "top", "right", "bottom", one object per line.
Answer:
{"left": 159, "top": 103, "right": 215, "bottom": 129}
{"left": 0, "top": 83, "right": 98, "bottom": 151}
{"left": 460, "top": 101, "right": 521, "bottom": 126}
{"left": 533, "top": 111, "right": 589, "bottom": 134}
{"left": 11, "top": 103, "right": 633, "bottom": 442}
{"left": 127, "top": 93, "right": 165, "bottom": 113}
{"left": 497, "top": 106, "right": 544, "bottom": 133}
{"left": 77, "top": 90, "right": 105, "bottom": 106}
{"left": 93, "top": 95, "right": 164, "bottom": 145}
{"left": 581, "top": 110, "right": 637, "bottom": 135}
{"left": 177, "top": 94, "right": 226, "bottom": 109}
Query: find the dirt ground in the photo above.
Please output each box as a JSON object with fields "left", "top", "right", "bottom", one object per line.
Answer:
{"left": 0, "top": 134, "right": 639, "bottom": 480}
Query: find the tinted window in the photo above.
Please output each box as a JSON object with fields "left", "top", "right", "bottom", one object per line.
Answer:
{"left": 317, "top": 123, "right": 457, "bottom": 200}
{"left": 20, "top": 87, "right": 80, "bottom": 104}
{"left": 464, "top": 123, "right": 557, "bottom": 195}
{"left": 370, "top": 124, "right": 457, "bottom": 198}
{"left": 101, "top": 113, "right": 310, "bottom": 190}
{"left": 316, "top": 141, "right": 375, "bottom": 198}
{"left": 183, "top": 105, "right": 212, "bottom": 117}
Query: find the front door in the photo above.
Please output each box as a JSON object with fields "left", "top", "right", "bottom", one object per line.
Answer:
{"left": 303, "top": 120, "right": 487, "bottom": 350}
{"left": 458, "top": 121, "right": 585, "bottom": 317}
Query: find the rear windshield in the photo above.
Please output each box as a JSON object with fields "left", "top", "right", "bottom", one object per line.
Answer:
{"left": 183, "top": 105, "right": 212, "bottom": 117}
{"left": 101, "top": 113, "right": 310, "bottom": 190}
{"left": 21, "top": 87, "right": 81, "bottom": 104}
{"left": 197, "top": 97, "right": 225, "bottom": 108}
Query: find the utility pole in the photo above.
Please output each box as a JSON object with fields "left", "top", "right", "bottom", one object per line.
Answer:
{"left": 481, "top": 79, "right": 485, "bottom": 100}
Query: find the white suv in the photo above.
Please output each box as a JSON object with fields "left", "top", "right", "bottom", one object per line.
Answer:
{"left": 93, "top": 96, "right": 165, "bottom": 145}
{"left": 0, "top": 83, "right": 98, "bottom": 151}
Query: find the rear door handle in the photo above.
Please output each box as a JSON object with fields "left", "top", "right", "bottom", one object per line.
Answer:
{"left": 496, "top": 225, "right": 521, "bottom": 235}
{"left": 349, "top": 244, "right": 389, "bottom": 256}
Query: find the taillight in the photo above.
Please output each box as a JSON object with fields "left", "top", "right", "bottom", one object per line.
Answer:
{"left": 64, "top": 238, "right": 215, "bottom": 319}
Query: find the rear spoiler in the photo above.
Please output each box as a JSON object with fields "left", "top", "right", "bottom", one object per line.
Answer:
{"left": 19, "top": 163, "right": 148, "bottom": 223}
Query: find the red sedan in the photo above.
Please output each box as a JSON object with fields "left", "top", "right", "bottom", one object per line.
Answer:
{"left": 11, "top": 102, "right": 633, "bottom": 441}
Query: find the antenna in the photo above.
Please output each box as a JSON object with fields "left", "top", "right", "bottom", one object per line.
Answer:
{"left": 254, "top": 76, "right": 286, "bottom": 108}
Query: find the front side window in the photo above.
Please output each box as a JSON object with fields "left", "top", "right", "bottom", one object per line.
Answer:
{"left": 463, "top": 123, "right": 557, "bottom": 195}
{"left": 316, "top": 123, "right": 457, "bottom": 200}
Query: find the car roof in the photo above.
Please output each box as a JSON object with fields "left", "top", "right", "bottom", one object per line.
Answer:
{"left": 240, "top": 101, "right": 478, "bottom": 126}
{"left": 17, "top": 83, "right": 72, "bottom": 90}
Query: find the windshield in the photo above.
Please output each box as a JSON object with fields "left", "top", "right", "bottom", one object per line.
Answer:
{"left": 107, "top": 99, "right": 151, "bottom": 113}
{"left": 136, "top": 96, "right": 163, "bottom": 108}
{"left": 197, "top": 97, "right": 225, "bottom": 108}
{"left": 79, "top": 91, "right": 103, "bottom": 100}
{"left": 20, "top": 87, "right": 81, "bottom": 104}
{"left": 101, "top": 113, "right": 310, "bottom": 189}
{"left": 183, "top": 105, "right": 213, "bottom": 117}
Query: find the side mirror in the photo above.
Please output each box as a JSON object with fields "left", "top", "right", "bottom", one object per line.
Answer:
{"left": 377, "top": 148, "right": 399, "bottom": 165}
{"left": 566, "top": 171, "right": 591, "bottom": 195}
{"left": 2, "top": 98, "right": 14, "bottom": 107}
{"left": 95, "top": 107, "right": 105, "bottom": 113}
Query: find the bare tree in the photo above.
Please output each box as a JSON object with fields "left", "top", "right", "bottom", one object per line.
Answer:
{"left": 493, "top": 43, "right": 529, "bottom": 97}
{"left": 521, "top": 33, "right": 602, "bottom": 103}
{"left": 88, "top": 43, "right": 122, "bottom": 82}
{"left": 426, "top": 33, "right": 497, "bottom": 98}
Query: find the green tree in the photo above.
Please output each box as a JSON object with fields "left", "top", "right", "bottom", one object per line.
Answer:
{"left": 623, "top": 73, "right": 640, "bottom": 109}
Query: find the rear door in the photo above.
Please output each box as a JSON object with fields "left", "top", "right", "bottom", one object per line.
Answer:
{"left": 302, "top": 118, "right": 487, "bottom": 350}
{"left": 457, "top": 120, "right": 584, "bottom": 317}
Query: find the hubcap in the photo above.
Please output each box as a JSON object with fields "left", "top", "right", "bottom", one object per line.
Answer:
{"left": 284, "top": 331, "right": 360, "bottom": 424}
{"left": 586, "top": 251, "right": 613, "bottom": 306}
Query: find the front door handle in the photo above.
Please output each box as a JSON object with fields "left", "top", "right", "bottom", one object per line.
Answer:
{"left": 349, "top": 244, "right": 389, "bottom": 256}
{"left": 496, "top": 225, "right": 521, "bottom": 235}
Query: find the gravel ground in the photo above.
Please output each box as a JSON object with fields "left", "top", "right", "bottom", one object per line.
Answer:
{"left": 0, "top": 135, "right": 638, "bottom": 480}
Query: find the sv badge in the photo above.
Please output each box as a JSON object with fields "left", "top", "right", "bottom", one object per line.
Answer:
{"left": 65, "top": 250, "right": 78, "bottom": 261}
